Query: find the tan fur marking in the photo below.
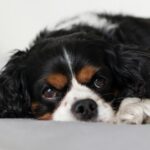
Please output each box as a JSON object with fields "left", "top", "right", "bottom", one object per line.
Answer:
{"left": 31, "top": 102, "right": 39, "bottom": 112}
{"left": 47, "top": 73, "right": 68, "bottom": 89}
{"left": 31, "top": 103, "right": 53, "bottom": 120}
{"left": 38, "top": 113, "right": 53, "bottom": 120}
{"left": 76, "top": 65, "right": 97, "bottom": 83}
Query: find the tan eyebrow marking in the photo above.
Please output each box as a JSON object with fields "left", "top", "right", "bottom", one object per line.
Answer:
{"left": 46, "top": 73, "right": 68, "bottom": 89}
{"left": 76, "top": 65, "right": 97, "bottom": 84}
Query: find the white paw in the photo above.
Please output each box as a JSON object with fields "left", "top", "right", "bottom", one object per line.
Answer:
{"left": 141, "top": 100, "right": 150, "bottom": 123}
{"left": 115, "top": 98, "right": 144, "bottom": 124}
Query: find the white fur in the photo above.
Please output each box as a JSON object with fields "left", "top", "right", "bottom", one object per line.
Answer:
{"left": 55, "top": 12, "right": 118, "bottom": 32}
{"left": 141, "top": 100, "right": 150, "bottom": 123}
{"left": 53, "top": 78, "right": 114, "bottom": 122}
{"left": 63, "top": 48, "right": 73, "bottom": 75}
{"left": 115, "top": 98, "right": 150, "bottom": 124}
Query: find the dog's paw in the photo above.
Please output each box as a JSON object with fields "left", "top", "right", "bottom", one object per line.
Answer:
{"left": 115, "top": 98, "right": 144, "bottom": 124}
{"left": 141, "top": 100, "right": 150, "bottom": 123}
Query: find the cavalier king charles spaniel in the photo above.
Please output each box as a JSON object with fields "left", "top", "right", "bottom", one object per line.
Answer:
{"left": 1, "top": 12, "right": 150, "bottom": 124}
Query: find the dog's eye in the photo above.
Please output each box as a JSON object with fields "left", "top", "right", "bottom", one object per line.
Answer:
{"left": 93, "top": 77, "right": 105, "bottom": 89}
{"left": 42, "top": 88, "right": 57, "bottom": 100}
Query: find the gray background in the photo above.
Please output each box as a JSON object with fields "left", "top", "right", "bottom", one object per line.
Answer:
{"left": 0, "top": 119, "right": 149, "bottom": 150}
{"left": 0, "top": 0, "right": 150, "bottom": 69}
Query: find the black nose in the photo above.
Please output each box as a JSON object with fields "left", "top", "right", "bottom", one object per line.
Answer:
{"left": 71, "top": 99, "right": 98, "bottom": 121}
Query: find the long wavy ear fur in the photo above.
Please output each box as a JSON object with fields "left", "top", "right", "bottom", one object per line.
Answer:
{"left": 0, "top": 50, "right": 32, "bottom": 118}
{"left": 105, "top": 44, "right": 147, "bottom": 98}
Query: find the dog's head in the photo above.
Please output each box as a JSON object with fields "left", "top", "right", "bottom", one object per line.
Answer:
{"left": 0, "top": 32, "right": 145, "bottom": 121}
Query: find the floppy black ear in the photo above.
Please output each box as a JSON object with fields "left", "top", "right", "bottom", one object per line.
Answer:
{"left": 105, "top": 44, "right": 147, "bottom": 97}
{"left": 0, "top": 50, "right": 32, "bottom": 117}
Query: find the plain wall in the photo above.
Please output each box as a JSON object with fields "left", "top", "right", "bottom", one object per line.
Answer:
{"left": 0, "top": 0, "right": 150, "bottom": 68}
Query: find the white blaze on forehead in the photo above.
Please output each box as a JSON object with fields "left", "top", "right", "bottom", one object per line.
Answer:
{"left": 53, "top": 78, "right": 114, "bottom": 122}
{"left": 64, "top": 78, "right": 100, "bottom": 101}
{"left": 63, "top": 48, "right": 73, "bottom": 76}
{"left": 55, "top": 12, "right": 118, "bottom": 32}
{"left": 63, "top": 48, "right": 99, "bottom": 100}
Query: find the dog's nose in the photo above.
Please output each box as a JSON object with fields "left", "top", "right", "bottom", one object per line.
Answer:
{"left": 71, "top": 99, "right": 98, "bottom": 121}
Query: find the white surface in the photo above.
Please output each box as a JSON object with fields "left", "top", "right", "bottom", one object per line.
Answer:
{"left": 0, "top": 0, "right": 150, "bottom": 68}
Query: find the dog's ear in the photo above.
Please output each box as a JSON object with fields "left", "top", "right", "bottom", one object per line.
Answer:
{"left": 0, "top": 50, "right": 31, "bottom": 117}
{"left": 105, "top": 44, "right": 146, "bottom": 97}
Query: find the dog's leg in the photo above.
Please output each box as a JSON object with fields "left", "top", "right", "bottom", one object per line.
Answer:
{"left": 115, "top": 98, "right": 145, "bottom": 124}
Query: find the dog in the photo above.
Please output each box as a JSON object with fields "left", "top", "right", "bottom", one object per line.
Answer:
{"left": 1, "top": 12, "right": 150, "bottom": 124}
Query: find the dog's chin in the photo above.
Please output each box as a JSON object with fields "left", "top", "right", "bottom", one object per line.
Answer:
{"left": 52, "top": 114, "right": 114, "bottom": 123}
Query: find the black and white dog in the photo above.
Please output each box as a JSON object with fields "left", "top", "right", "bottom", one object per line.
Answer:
{"left": 1, "top": 12, "right": 150, "bottom": 124}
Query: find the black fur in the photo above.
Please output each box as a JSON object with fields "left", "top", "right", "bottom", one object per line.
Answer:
{"left": 1, "top": 13, "right": 150, "bottom": 118}
{"left": 0, "top": 50, "right": 32, "bottom": 117}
